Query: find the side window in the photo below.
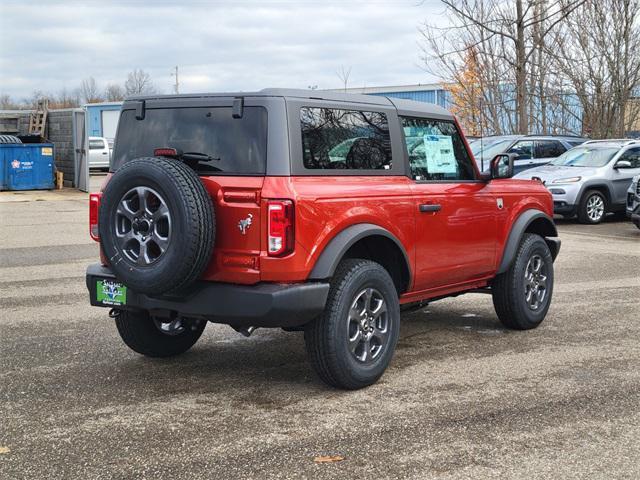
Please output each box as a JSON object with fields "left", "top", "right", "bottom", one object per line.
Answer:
{"left": 300, "top": 107, "right": 392, "bottom": 170}
{"left": 619, "top": 147, "right": 640, "bottom": 168}
{"left": 507, "top": 140, "right": 533, "bottom": 160}
{"left": 400, "top": 116, "right": 475, "bottom": 181}
{"left": 535, "top": 140, "right": 566, "bottom": 158}
{"left": 89, "top": 139, "right": 104, "bottom": 150}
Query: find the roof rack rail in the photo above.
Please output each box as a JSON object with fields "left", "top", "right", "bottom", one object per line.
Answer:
{"left": 522, "top": 133, "right": 587, "bottom": 138}
{"left": 583, "top": 138, "right": 637, "bottom": 145}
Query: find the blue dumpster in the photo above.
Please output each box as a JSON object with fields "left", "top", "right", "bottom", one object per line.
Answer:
{"left": 0, "top": 143, "right": 55, "bottom": 191}
{"left": 0, "top": 151, "right": 5, "bottom": 190}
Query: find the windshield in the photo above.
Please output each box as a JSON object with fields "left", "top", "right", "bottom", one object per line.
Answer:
{"left": 549, "top": 147, "right": 618, "bottom": 167}
{"left": 112, "top": 106, "right": 267, "bottom": 174}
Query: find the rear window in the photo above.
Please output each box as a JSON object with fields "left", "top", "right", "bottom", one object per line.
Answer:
{"left": 535, "top": 140, "right": 566, "bottom": 158}
{"left": 112, "top": 106, "right": 267, "bottom": 174}
{"left": 89, "top": 139, "right": 105, "bottom": 149}
{"left": 300, "top": 107, "right": 392, "bottom": 170}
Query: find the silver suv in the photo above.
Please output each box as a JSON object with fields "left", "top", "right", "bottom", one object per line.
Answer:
{"left": 627, "top": 174, "right": 640, "bottom": 229}
{"left": 514, "top": 140, "right": 640, "bottom": 224}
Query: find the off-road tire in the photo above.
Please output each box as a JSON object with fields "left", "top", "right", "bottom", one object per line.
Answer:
{"left": 99, "top": 157, "right": 214, "bottom": 295}
{"left": 492, "top": 233, "right": 554, "bottom": 330}
{"left": 115, "top": 310, "right": 206, "bottom": 357}
{"left": 577, "top": 189, "right": 607, "bottom": 224}
{"left": 304, "top": 259, "right": 400, "bottom": 389}
{"left": 0, "top": 135, "right": 21, "bottom": 144}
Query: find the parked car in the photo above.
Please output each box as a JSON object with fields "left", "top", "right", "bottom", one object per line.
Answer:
{"left": 514, "top": 139, "right": 640, "bottom": 224}
{"left": 86, "top": 89, "right": 560, "bottom": 389}
{"left": 627, "top": 174, "right": 640, "bottom": 229}
{"left": 470, "top": 135, "right": 588, "bottom": 174}
{"left": 88, "top": 136, "right": 111, "bottom": 170}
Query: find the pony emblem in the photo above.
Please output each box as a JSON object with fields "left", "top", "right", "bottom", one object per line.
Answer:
{"left": 238, "top": 214, "right": 253, "bottom": 235}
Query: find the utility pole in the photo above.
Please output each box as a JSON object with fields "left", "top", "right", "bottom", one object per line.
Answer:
{"left": 171, "top": 66, "right": 179, "bottom": 94}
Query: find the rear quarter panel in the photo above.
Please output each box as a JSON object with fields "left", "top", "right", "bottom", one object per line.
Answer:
{"left": 259, "top": 175, "right": 416, "bottom": 284}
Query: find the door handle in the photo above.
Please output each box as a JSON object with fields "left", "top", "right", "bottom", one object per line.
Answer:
{"left": 102, "top": 152, "right": 108, "bottom": 155}
{"left": 419, "top": 204, "right": 442, "bottom": 213}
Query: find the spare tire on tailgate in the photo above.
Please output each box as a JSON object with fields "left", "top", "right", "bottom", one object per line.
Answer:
{"left": 99, "top": 156, "right": 215, "bottom": 295}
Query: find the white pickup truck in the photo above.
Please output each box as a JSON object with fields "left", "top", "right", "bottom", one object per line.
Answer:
{"left": 88, "top": 136, "right": 111, "bottom": 170}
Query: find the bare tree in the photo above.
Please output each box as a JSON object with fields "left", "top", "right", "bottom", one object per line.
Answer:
{"left": 422, "top": 0, "right": 586, "bottom": 135}
{"left": 22, "top": 90, "right": 50, "bottom": 109}
{"left": 49, "top": 87, "right": 81, "bottom": 109}
{"left": 104, "top": 83, "right": 126, "bottom": 102}
{"left": 0, "top": 94, "right": 20, "bottom": 109}
{"left": 336, "top": 65, "right": 352, "bottom": 93}
{"left": 79, "top": 77, "right": 103, "bottom": 104}
{"left": 550, "top": 0, "right": 640, "bottom": 138}
{"left": 125, "top": 69, "right": 156, "bottom": 95}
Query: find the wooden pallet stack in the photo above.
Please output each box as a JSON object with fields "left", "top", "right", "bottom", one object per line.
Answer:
{"left": 28, "top": 99, "right": 49, "bottom": 137}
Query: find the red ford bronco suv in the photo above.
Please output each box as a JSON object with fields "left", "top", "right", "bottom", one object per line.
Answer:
{"left": 86, "top": 89, "right": 560, "bottom": 389}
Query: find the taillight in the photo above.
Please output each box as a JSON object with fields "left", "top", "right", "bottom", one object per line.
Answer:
{"left": 267, "top": 200, "right": 294, "bottom": 256}
{"left": 89, "top": 193, "right": 101, "bottom": 241}
{"left": 153, "top": 147, "right": 179, "bottom": 157}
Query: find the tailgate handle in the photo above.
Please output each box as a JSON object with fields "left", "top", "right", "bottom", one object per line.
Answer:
{"left": 419, "top": 204, "right": 441, "bottom": 213}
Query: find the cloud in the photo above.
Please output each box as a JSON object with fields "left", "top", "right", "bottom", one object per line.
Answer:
{"left": 0, "top": 0, "right": 445, "bottom": 99}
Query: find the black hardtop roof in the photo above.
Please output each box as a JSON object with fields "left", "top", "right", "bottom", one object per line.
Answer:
{"left": 123, "top": 88, "right": 453, "bottom": 118}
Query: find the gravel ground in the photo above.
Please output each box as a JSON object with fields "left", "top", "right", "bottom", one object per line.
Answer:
{"left": 1, "top": 184, "right": 639, "bottom": 479}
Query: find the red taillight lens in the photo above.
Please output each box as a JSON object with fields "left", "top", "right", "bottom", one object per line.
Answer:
{"left": 89, "top": 193, "right": 101, "bottom": 241}
{"left": 267, "top": 200, "right": 294, "bottom": 257}
{"left": 154, "top": 147, "right": 179, "bottom": 157}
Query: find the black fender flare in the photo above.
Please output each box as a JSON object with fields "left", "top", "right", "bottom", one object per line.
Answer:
{"left": 308, "top": 223, "right": 412, "bottom": 282}
{"left": 497, "top": 209, "right": 560, "bottom": 274}
{"left": 576, "top": 183, "right": 613, "bottom": 207}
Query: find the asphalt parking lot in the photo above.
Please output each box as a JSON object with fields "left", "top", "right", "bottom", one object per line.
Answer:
{"left": 1, "top": 178, "right": 639, "bottom": 479}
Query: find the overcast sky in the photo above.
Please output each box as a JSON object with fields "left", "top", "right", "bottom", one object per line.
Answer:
{"left": 0, "top": 0, "right": 445, "bottom": 100}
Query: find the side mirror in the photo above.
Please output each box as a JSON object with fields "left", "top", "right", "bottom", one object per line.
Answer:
{"left": 615, "top": 160, "right": 632, "bottom": 169}
{"left": 490, "top": 153, "right": 515, "bottom": 179}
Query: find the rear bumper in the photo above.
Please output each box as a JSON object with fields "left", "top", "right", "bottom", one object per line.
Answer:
{"left": 86, "top": 264, "right": 330, "bottom": 328}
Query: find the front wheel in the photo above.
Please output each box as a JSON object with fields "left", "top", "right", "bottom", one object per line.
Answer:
{"left": 304, "top": 259, "right": 400, "bottom": 389}
{"left": 492, "top": 233, "right": 554, "bottom": 330}
{"left": 115, "top": 310, "right": 206, "bottom": 357}
{"left": 578, "top": 190, "right": 606, "bottom": 224}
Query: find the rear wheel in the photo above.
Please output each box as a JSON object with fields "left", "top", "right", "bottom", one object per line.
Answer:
{"left": 578, "top": 190, "right": 606, "bottom": 224}
{"left": 492, "top": 233, "right": 554, "bottom": 330}
{"left": 115, "top": 310, "right": 206, "bottom": 357}
{"left": 304, "top": 259, "right": 400, "bottom": 389}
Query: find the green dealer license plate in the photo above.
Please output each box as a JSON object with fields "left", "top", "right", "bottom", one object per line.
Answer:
{"left": 96, "top": 279, "right": 127, "bottom": 306}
